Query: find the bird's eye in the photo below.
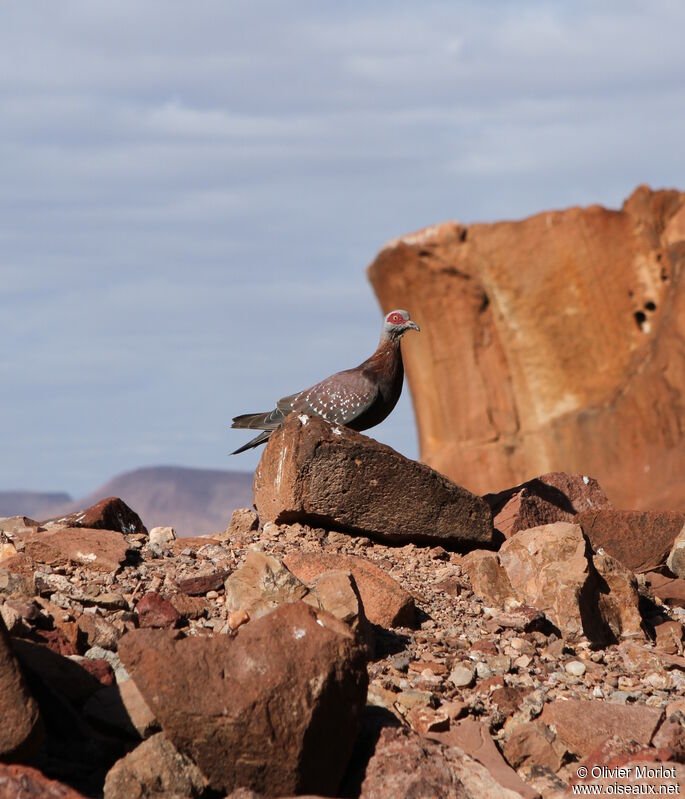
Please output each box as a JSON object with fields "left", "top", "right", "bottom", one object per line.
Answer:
{"left": 389, "top": 313, "right": 403, "bottom": 324}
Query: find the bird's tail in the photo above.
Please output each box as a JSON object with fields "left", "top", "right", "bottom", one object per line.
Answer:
{"left": 231, "top": 410, "right": 280, "bottom": 430}
{"left": 231, "top": 429, "right": 272, "bottom": 454}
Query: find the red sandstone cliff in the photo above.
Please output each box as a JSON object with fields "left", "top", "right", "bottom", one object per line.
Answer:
{"left": 367, "top": 186, "right": 685, "bottom": 510}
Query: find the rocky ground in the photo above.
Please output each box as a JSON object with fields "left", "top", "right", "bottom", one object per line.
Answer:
{"left": 1, "top": 419, "right": 685, "bottom": 798}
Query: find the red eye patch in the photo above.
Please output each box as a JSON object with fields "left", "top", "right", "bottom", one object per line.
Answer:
{"left": 388, "top": 313, "right": 404, "bottom": 324}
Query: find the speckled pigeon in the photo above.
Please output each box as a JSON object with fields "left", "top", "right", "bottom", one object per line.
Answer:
{"left": 231, "top": 309, "right": 420, "bottom": 454}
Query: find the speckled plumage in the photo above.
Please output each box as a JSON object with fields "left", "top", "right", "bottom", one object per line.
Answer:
{"left": 231, "top": 310, "right": 420, "bottom": 454}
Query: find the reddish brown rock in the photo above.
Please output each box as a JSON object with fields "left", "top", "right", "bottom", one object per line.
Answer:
{"left": 0, "top": 616, "right": 42, "bottom": 760}
{"left": 77, "top": 614, "right": 121, "bottom": 651}
{"left": 254, "top": 413, "right": 493, "bottom": 548}
{"left": 360, "top": 727, "right": 526, "bottom": 799}
{"left": 42, "top": 496, "right": 146, "bottom": 534}
{"left": 405, "top": 706, "right": 450, "bottom": 735}
{"left": 118, "top": 601, "right": 368, "bottom": 796}
{"left": 176, "top": 569, "right": 229, "bottom": 596}
{"left": 220, "top": 507, "right": 259, "bottom": 539}
{"left": 484, "top": 472, "right": 612, "bottom": 538}
{"left": 103, "top": 732, "right": 205, "bottom": 799}
{"left": 0, "top": 559, "right": 37, "bottom": 597}
{"left": 303, "top": 569, "right": 370, "bottom": 644}
{"left": 540, "top": 699, "right": 663, "bottom": 758}
{"left": 654, "top": 620, "right": 684, "bottom": 654}
{"left": 79, "top": 658, "right": 115, "bottom": 687}
{"left": 17, "top": 526, "right": 129, "bottom": 573}
{"left": 367, "top": 186, "right": 685, "bottom": 511}
{"left": 0, "top": 763, "right": 88, "bottom": 798}
{"left": 25, "top": 628, "right": 79, "bottom": 658}
{"left": 167, "top": 593, "right": 208, "bottom": 621}
{"left": 427, "top": 719, "right": 538, "bottom": 798}
{"left": 135, "top": 592, "right": 181, "bottom": 629}
{"left": 501, "top": 722, "right": 566, "bottom": 772}
{"left": 576, "top": 509, "right": 685, "bottom": 573}
{"left": 490, "top": 686, "right": 532, "bottom": 718}
{"left": 283, "top": 551, "right": 416, "bottom": 628}
{"left": 224, "top": 550, "right": 309, "bottom": 619}
{"left": 592, "top": 549, "right": 644, "bottom": 639}
{"left": 646, "top": 572, "right": 685, "bottom": 608}
{"left": 462, "top": 550, "right": 514, "bottom": 607}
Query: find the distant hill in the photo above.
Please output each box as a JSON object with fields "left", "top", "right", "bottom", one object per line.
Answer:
{"left": 7, "top": 466, "right": 254, "bottom": 537}
{"left": 0, "top": 491, "right": 72, "bottom": 519}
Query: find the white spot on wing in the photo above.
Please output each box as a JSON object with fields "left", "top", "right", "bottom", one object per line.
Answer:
{"left": 298, "top": 414, "right": 309, "bottom": 425}
{"left": 582, "top": 475, "right": 589, "bottom": 484}
{"left": 332, "top": 427, "right": 342, "bottom": 436}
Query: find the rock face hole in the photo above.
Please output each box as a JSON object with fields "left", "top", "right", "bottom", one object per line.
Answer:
{"left": 634, "top": 310, "right": 648, "bottom": 331}
{"left": 634, "top": 301, "right": 657, "bottom": 332}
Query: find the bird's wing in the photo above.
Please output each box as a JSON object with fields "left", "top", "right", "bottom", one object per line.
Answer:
{"left": 277, "top": 369, "right": 378, "bottom": 426}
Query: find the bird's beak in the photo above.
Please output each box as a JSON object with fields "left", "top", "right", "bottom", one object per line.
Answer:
{"left": 406, "top": 321, "right": 420, "bottom": 332}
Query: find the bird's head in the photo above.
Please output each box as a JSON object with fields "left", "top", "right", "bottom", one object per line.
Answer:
{"left": 382, "top": 309, "right": 420, "bottom": 340}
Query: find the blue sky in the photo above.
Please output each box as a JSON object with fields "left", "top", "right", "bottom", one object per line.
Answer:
{"left": 2, "top": 1, "right": 685, "bottom": 496}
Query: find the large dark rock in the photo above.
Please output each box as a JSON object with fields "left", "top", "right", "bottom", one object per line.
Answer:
{"left": 42, "top": 496, "right": 147, "bottom": 535}
{"left": 0, "top": 616, "right": 42, "bottom": 761}
{"left": 576, "top": 509, "right": 685, "bottom": 573}
{"left": 118, "top": 601, "right": 368, "bottom": 796}
{"left": 254, "top": 414, "right": 493, "bottom": 548}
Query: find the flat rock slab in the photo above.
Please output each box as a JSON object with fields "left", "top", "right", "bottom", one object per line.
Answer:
{"left": 254, "top": 414, "right": 493, "bottom": 548}
{"left": 42, "top": 496, "right": 147, "bottom": 535}
{"left": 646, "top": 572, "right": 685, "bottom": 608}
{"left": 17, "top": 526, "right": 129, "bottom": 573}
{"left": 0, "top": 616, "right": 42, "bottom": 760}
{"left": 540, "top": 699, "right": 663, "bottom": 757}
{"left": 284, "top": 551, "right": 416, "bottom": 629}
{"left": 576, "top": 509, "right": 685, "bottom": 573}
{"left": 426, "top": 719, "right": 538, "bottom": 799}
{"left": 118, "top": 601, "right": 368, "bottom": 797}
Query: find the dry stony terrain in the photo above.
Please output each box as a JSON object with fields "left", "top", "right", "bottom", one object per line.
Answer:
{"left": 1, "top": 418, "right": 685, "bottom": 798}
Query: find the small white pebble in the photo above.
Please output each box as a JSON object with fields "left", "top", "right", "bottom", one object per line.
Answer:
{"left": 565, "top": 660, "right": 586, "bottom": 677}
